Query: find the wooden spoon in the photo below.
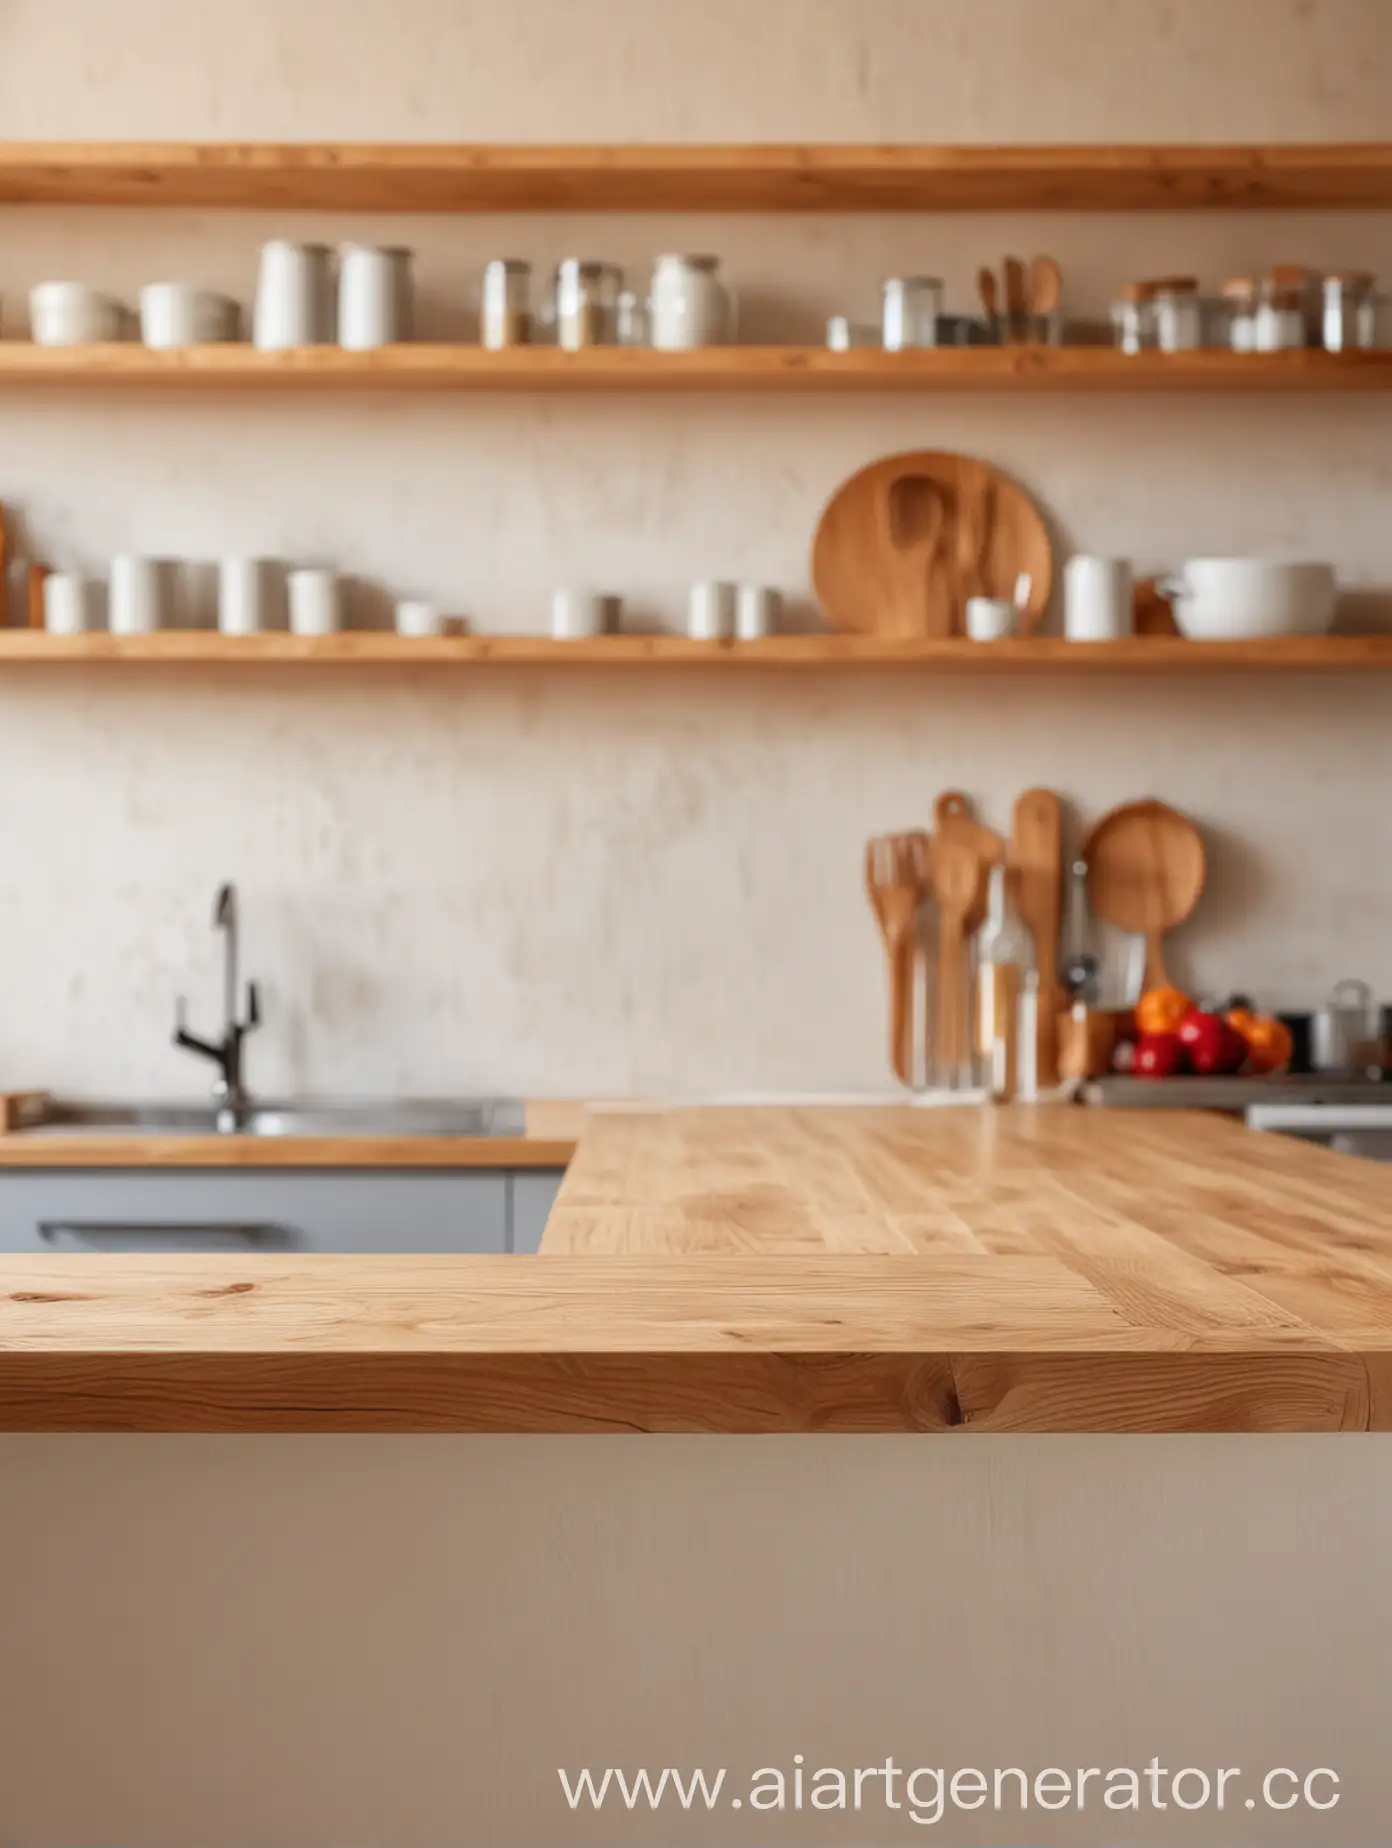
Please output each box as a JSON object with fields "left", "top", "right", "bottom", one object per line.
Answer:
{"left": 1011, "top": 787, "right": 1064, "bottom": 1085}
{"left": 1003, "top": 256, "right": 1028, "bottom": 342}
{"left": 880, "top": 472, "right": 950, "bottom": 636}
{"left": 934, "top": 836, "right": 982, "bottom": 1081}
{"left": 976, "top": 266, "right": 1000, "bottom": 337}
{"left": 1083, "top": 800, "right": 1206, "bottom": 992}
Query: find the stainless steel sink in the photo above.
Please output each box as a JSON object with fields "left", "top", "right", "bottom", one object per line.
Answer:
{"left": 18, "top": 1097, "right": 527, "bottom": 1139}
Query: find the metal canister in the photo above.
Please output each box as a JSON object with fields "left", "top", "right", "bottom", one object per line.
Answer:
{"left": 1311, "top": 979, "right": 1377, "bottom": 1072}
{"left": 481, "top": 259, "right": 532, "bottom": 349}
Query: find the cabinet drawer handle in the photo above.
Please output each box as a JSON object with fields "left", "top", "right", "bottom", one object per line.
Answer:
{"left": 38, "top": 1220, "right": 287, "bottom": 1245}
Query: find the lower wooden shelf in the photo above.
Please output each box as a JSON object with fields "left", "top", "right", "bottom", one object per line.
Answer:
{"left": 2, "top": 342, "right": 1392, "bottom": 392}
{"left": 0, "top": 632, "right": 1385, "bottom": 670}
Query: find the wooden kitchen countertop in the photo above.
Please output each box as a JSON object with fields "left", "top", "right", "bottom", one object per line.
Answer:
{"left": 3, "top": 1105, "right": 1391, "bottom": 1435}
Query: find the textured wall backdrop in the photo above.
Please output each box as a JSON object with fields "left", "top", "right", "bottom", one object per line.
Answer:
{"left": 0, "top": 0, "right": 1389, "bottom": 1097}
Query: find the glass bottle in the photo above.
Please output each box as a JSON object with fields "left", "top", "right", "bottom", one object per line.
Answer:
{"left": 975, "top": 863, "right": 1033, "bottom": 1102}
{"left": 1062, "top": 859, "right": 1101, "bottom": 1003}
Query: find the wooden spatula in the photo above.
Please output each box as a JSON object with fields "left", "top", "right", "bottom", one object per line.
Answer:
{"left": 1011, "top": 787, "right": 1064, "bottom": 1087}
{"left": 935, "top": 835, "right": 981, "bottom": 1082}
{"left": 1003, "top": 257, "right": 1028, "bottom": 342}
{"left": 866, "top": 832, "right": 931, "bottom": 1084}
{"left": 879, "top": 472, "right": 951, "bottom": 637}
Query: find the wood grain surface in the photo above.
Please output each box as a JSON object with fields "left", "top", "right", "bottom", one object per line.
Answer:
{"left": 0, "top": 142, "right": 1389, "bottom": 211}
{"left": 2, "top": 344, "right": 1392, "bottom": 392}
{"left": 0, "top": 632, "right": 1387, "bottom": 670}
{"left": 4, "top": 1106, "right": 1391, "bottom": 1433}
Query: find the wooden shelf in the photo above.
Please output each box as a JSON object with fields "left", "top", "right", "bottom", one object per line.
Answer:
{"left": 3, "top": 343, "right": 1391, "bottom": 393}
{"left": 1, "top": 142, "right": 1391, "bottom": 212}
{"left": 0, "top": 633, "right": 1384, "bottom": 671}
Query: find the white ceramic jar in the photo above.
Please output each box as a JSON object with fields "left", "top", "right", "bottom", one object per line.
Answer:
{"left": 287, "top": 569, "right": 342, "bottom": 635}
{"left": 109, "top": 556, "right": 167, "bottom": 634}
{"left": 649, "top": 255, "right": 732, "bottom": 350}
{"left": 1064, "top": 556, "right": 1134, "bottom": 642}
{"left": 253, "top": 242, "right": 333, "bottom": 350}
{"left": 43, "top": 573, "right": 92, "bottom": 635}
{"left": 338, "top": 245, "right": 412, "bottom": 349}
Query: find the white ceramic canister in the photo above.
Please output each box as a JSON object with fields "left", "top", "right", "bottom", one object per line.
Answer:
{"left": 30, "top": 282, "right": 125, "bottom": 346}
{"left": 687, "top": 581, "right": 735, "bottom": 640}
{"left": 338, "top": 244, "right": 412, "bottom": 350}
{"left": 253, "top": 242, "right": 333, "bottom": 350}
{"left": 108, "top": 556, "right": 167, "bottom": 634}
{"left": 287, "top": 569, "right": 342, "bottom": 636}
{"left": 734, "top": 585, "right": 781, "bottom": 640}
{"left": 1064, "top": 556, "right": 1134, "bottom": 642}
{"left": 649, "top": 255, "right": 732, "bottom": 350}
{"left": 43, "top": 572, "right": 92, "bottom": 635}
{"left": 139, "top": 284, "right": 239, "bottom": 349}
{"left": 218, "top": 557, "right": 270, "bottom": 635}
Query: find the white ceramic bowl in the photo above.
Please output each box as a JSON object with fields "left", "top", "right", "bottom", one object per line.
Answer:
{"left": 139, "top": 283, "right": 240, "bottom": 349}
{"left": 30, "top": 282, "right": 125, "bottom": 345}
{"left": 1159, "top": 558, "right": 1337, "bottom": 640}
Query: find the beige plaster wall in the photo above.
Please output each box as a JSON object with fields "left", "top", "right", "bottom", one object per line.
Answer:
{"left": 0, "top": 0, "right": 1389, "bottom": 1096}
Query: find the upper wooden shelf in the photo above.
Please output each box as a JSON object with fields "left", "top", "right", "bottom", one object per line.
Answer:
{"left": 1, "top": 142, "right": 1391, "bottom": 213}
{"left": 0, "top": 633, "right": 1384, "bottom": 672}
{"left": 2, "top": 343, "right": 1390, "bottom": 393}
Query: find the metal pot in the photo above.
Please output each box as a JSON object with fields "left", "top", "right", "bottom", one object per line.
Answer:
{"left": 1311, "top": 979, "right": 1377, "bottom": 1073}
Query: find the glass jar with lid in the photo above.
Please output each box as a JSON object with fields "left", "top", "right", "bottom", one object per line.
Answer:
{"left": 480, "top": 259, "right": 532, "bottom": 349}
{"left": 1149, "top": 276, "right": 1204, "bottom": 352}
{"left": 1111, "top": 282, "right": 1156, "bottom": 356}
{"left": 554, "top": 260, "right": 623, "bottom": 349}
{"left": 1322, "top": 271, "right": 1378, "bottom": 351}
{"left": 881, "top": 276, "right": 943, "bottom": 350}
{"left": 1220, "top": 277, "right": 1258, "bottom": 353}
{"left": 1254, "top": 276, "right": 1311, "bottom": 352}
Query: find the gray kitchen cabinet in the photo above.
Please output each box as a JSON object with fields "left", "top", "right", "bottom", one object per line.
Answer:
{"left": 508, "top": 1170, "right": 566, "bottom": 1253}
{"left": 0, "top": 1170, "right": 509, "bottom": 1255}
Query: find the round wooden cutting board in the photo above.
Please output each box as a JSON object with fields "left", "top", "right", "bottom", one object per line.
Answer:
{"left": 811, "top": 449, "right": 1054, "bottom": 637}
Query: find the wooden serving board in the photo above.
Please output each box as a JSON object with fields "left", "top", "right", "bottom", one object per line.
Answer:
{"left": 812, "top": 449, "right": 1053, "bottom": 638}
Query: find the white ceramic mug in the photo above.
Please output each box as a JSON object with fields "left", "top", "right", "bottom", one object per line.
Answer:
{"left": 253, "top": 242, "right": 333, "bottom": 350}
{"left": 219, "top": 557, "right": 270, "bottom": 635}
{"left": 30, "top": 283, "right": 125, "bottom": 345}
{"left": 688, "top": 581, "right": 735, "bottom": 640}
{"left": 965, "top": 595, "right": 1019, "bottom": 642}
{"left": 735, "top": 585, "right": 781, "bottom": 640}
{"left": 551, "top": 588, "right": 612, "bottom": 640}
{"left": 139, "top": 284, "right": 239, "bottom": 349}
{"left": 43, "top": 572, "right": 91, "bottom": 635}
{"left": 287, "top": 569, "right": 342, "bottom": 636}
{"left": 395, "top": 599, "right": 443, "bottom": 638}
{"left": 338, "top": 245, "right": 412, "bottom": 350}
{"left": 109, "top": 556, "right": 167, "bottom": 634}
{"left": 1064, "top": 555, "right": 1134, "bottom": 642}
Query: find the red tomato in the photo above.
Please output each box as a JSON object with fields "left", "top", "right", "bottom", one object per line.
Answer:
{"left": 1177, "top": 1007, "right": 1247, "bottom": 1076}
{"left": 1132, "top": 1032, "right": 1186, "bottom": 1078}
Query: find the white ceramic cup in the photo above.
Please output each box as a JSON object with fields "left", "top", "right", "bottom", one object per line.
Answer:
{"left": 218, "top": 557, "right": 270, "bottom": 635}
{"left": 734, "top": 585, "right": 782, "bottom": 640}
{"left": 253, "top": 242, "right": 333, "bottom": 350}
{"left": 338, "top": 245, "right": 412, "bottom": 349}
{"left": 395, "top": 599, "right": 443, "bottom": 638}
{"left": 287, "top": 568, "right": 342, "bottom": 636}
{"left": 30, "top": 283, "right": 125, "bottom": 345}
{"left": 139, "top": 284, "right": 239, "bottom": 349}
{"left": 965, "top": 595, "right": 1019, "bottom": 642}
{"left": 1064, "top": 555, "right": 1134, "bottom": 642}
{"left": 551, "top": 588, "right": 612, "bottom": 640}
{"left": 688, "top": 581, "right": 735, "bottom": 641}
{"left": 43, "top": 572, "right": 91, "bottom": 635}
{"left": 108, "top": 556, "right": 166, "bottom": 634}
